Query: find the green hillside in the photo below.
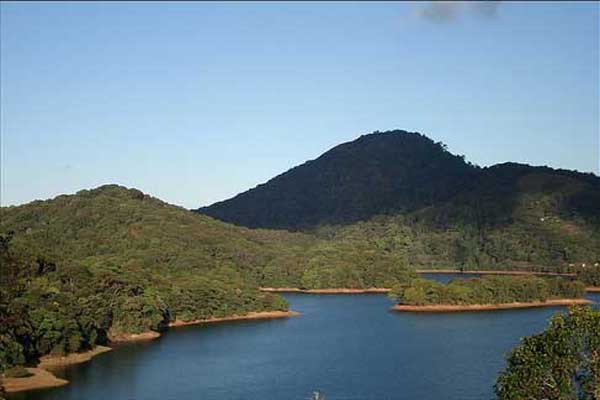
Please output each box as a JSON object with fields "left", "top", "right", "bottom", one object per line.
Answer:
{"left": 0, "top": 185, "right": 312, "bottom": 371}
{"left": 0, "top": 184, "right": 315, "bottom": 285}
{"left": 199, "top": 130, "right": 600, "bottom": 270}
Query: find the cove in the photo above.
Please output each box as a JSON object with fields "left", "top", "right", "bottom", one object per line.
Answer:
{"left": 8, "top": 289, "right": 599, "bottom": 400}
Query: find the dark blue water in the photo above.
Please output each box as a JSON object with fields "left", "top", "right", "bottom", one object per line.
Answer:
{"left": 9, "top": 291, "right": 599, "bottom": 400}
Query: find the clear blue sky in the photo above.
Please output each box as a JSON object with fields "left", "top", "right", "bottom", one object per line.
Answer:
{"left": 1, "top": 1, "right": 598, "bottom": 208}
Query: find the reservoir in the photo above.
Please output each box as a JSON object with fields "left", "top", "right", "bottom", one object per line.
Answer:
{"left": 9, "top": 288, "right": 598, "bottom": 400}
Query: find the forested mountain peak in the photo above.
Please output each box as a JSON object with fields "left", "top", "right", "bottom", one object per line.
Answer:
{"left": 197, "top": 130, "right": 600, "bottom": 231}
{"left": 198, "top": 130, "right": 478, "bottom": 229}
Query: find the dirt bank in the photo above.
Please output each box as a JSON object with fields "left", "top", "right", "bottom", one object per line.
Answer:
{"left": 2, "top": 346, "right": 113, "bottom": 393}
{"left": 2, "top": 368, "right": 68, "bottom": 393}
{"left": 109, "top": 310, "right": 300, "bottom": 343}
{"left": 38, "top": 346, "right": 112, "bottom": 369}
{"left": 169, "top": 310, "right": 300, "bottom": 328}
{"left": 108, "top": 330, "right": 162, "bottom": 343}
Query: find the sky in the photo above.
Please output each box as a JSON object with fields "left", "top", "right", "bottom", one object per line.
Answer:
{"left": 1, "top": 1, "right": 598, "bottom": 209}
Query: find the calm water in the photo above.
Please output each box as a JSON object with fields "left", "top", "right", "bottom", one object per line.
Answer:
{"left": 9, "top": 287, "right": 599, "bottom": 400}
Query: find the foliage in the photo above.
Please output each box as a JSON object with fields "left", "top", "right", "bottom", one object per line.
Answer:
{"left": 199, "top": 130, "right": 600, "bottom": 270}
{"left": 389, "top": 275, "right": 586, "bottom": 306}
{"left": 579, "top": 267, "right": 600, "bottom": 287}
{"left": 0, "top": 187, "right": 303, "bottom": 371}
{"left": 496, "top": 306, "right": 600, "bottom": 399}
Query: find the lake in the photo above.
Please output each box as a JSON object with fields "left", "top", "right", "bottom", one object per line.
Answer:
{"left": 8, "top": 286, "right": 599, "bottom": 400}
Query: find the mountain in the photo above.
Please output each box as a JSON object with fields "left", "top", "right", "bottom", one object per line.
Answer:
{"left": 198, "top": 130, "right": 600, "bottom": 230}
{"left": 198, "top": 130, "right": 478, "bottom": 229}
{"left": 197, "top": 130, "right": 600, "bottom": 268}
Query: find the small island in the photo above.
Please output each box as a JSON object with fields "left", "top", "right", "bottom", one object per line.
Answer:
{"left": 390, "top": 275, "right": 592, "bottom": 313}
{"left": 392, "top": 299, "right": 592, "bottom": 312}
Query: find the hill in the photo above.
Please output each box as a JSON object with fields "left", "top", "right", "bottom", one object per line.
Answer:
{"left": 198, "top": 130, "right": 600, "bottom": 269}
{"left": 0, "top": 184, "right": 314, "bottom": 282}
{"left": 198, "top": 130, "right": 478, "bottom": 229}
{"left": 0, "top": 185, "right": 313, "bottom": 371}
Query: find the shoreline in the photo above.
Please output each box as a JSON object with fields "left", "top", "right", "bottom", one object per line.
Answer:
{"left": 415, "top": 269, "right": 576, "bottom": 277}
{"left": 168, "top": 310, "right": 300, "bottom": 328}
{"left": 260, "top": 286, "right": 599, "bottom": 294}
{"left": 1, "top": 310, "right": 298, "bottom": 394}
{"left": 391, "top": 298, "right": 593, "bottom": 313}
{"left": 38, "top": 345, "right": 113, "bottom": 369}
{"left": 111, "top": 310, "right": 300, "bottom": 343}
{"left": 108, "top": 330, "right": 162, "bottom": 343}
{"left": 2, "top": 346, "right": 112, "bottom": 393}
{"left": 260, "top": 287, "right": 391, "bottom": 294}
{"left": 1, "top": 368, "right": 68, "bottom": 393}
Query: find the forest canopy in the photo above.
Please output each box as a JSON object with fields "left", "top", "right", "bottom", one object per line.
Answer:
{"left": 390, "top": 275, "right": 586, "bottom": 306}
{"left": 496, "top": 306, "right": 599, "bottom": 400}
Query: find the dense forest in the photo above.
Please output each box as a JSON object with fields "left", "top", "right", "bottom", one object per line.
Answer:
{"left": 0, "top": 233, "right": 288, "bottom": 372}
{"left": 580, "top": 268, "right": 600, "bottom": 287}
{"left": 389, "top": 275, "right": 586, "bottom": 306}
{"left": 0, "top": 186, "right": 299, "bottom": 372}
{"left": 0, "top": 184, "right": 419, "bottom": 373}
{"left": 496, "top": 306, "right": 599, "bottom": 399}
{"left": 199, "top": 130, "right": 600, "bottom": 271}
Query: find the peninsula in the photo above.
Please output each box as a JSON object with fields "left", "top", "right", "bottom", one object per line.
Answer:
{"left": 389, "top": 275, "right": 591, "bottom": 313}
{"left": 392, "top": 298, "right": 592, "bottom": 313}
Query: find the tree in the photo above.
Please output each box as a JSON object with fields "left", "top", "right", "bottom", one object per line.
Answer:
{"left": 496, "top": 306, "right": 600, "bottom": 399}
